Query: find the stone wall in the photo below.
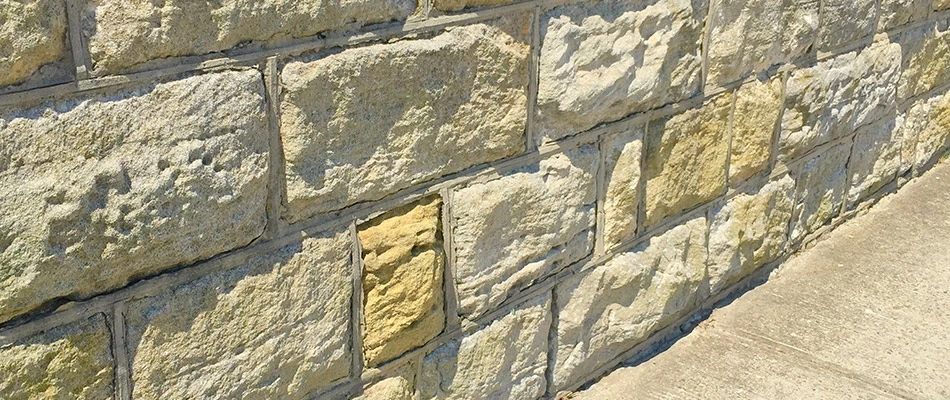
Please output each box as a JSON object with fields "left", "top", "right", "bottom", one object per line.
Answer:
{"left": 1, "top": 0, "right": 949, "bottom": 398}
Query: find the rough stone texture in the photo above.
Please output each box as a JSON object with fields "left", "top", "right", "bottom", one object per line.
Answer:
{"left": 791, "top": 142, "right": 851, "bottom": 242}
{"left": 904, "top": 91, "right": 950, "bottom": 171}
{"left": 359, "top": 197, "right": 445, "bottom": 367}
{"left": 938, "top": 0, "right": 950, "bottom": 10}
{"left": 0, "top": 70, "right": 268, "bottom": 324}
{"left": 126, "top": 230, "right": 352, "bottom": 400}
{"left": 434, "top": 0, "right": 514, "bottom": 12}
{"left": 899, "top": 21, "right": 950, "bottom": 101}
{"left": 603, "top": 126, "right": 644, "bottom": 250}
{"left": 537, "top": 0, "right": 706, "bottom": 141}
{"left": 554, "top": 217, "right": 708, "bottom": 390}
{"left": 0, "top": 315, "right": 113, "bottom": 399}
{"left": 644, "top": 96, "right": 730, "bottom": 227}
{"left": 281, "top": 16, "right": 530, "bottom": 222}
{"left": 817, "top": 0, "right": 875, "bottom": 50}
{"left": 708, "top": 176, "right": 795, "bottom": 294}
{"left": 847, "top": 120, "right": 901, "bottom": 208}
{"left": 730, "top": 77, "right": 783, "bottom": 185}
{"left": 0, "top": 0, "right": 68, "bottom": 88}
{"left": 780, "top": 43, "right": 901, "bottom": 161}
{"left": 705, "top": 0, "right": 818, "bottom": 86}
{"left": 878, "top": 0, "right": 932, "bottom": 32}
{"left": 419, "top": 295, "right": 551, "bottom": 400}
{"left": 82, "top": 0, "right": 416, "bottom": 73}
{"left": 356, "top": 377, "right": 414, "bottom": 400}
{"left": 453, "top": 146, "right": 597, "bottom": 318}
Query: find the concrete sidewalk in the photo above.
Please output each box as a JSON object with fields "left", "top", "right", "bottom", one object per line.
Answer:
{"left": 572, "top": 163, "right": 950, "bottom": 400}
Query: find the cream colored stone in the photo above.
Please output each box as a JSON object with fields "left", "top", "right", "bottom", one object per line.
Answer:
{"left": 359, "top": 197, "right": 445, "bottom": 367}
{"left": 83, "top": 0, "right": 416, "bottom": 73}
{"left": 937, "top": 0, "right": 950, "bottom": 10}
{"left": 452, "top": 147, "right": 597, "bottom": 318}
{"left": 0, "top": 0, "right": 68, "bottom": 87}
{"left": 281, "top": 16, "right": 530, "bottom": 222}
{"left": 603, "top": 127, "right": 643, "bottom": 250}
{"left": 644, "top": 97, "right": 730, "bottom": 227}
{"left": 899, "top": 21, "right": 950, "bottom": 100}
{"left": 357, "top": 376, "right": 414, "bottom": 400}
{"left": 730, "top": 78, "right": 783, "bottom": 184}
{"left": 705, "top": 0, "right": 818, "bottom": 86}
{"left": 818, "top": 0, "right": 875, "bottom": 50}
{"left": 791, "top": 142, "right": 851, "bottom": 242}
{"left": 0, "top": 315, "right": 113, "bottom": 399}
{"left": 419, "top": 295, "right": 551, "bottom": 400}
{"left": 126, "top": 230, "right": 352, "bottom": 400}
{"left": 434, "top": 0, "right": 514, "bottom": 12}
{"left": 0, "top": 70, "right": 268, "bottom": 324}
{"left": 878, "top": 0, "right": 931, "bottom": 31}
{"left": 780, "top": 43, "right": 901, "bottom": 160}
{"left": 708, "top": 176, "right": 794, "bottom": 294}
{"left": 904, "top": 91, "right": 950, "bottom": 171}
{"left": 537, "top": 0, "right": 705, "bottom": 140}
{"left": 554, "top": 217, "right": 708, "bottom": 389}
{"left": 847, "top": 120, "right": 901, "bottom": 207}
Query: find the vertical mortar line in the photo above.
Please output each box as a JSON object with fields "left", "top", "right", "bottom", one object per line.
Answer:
{"left": 526, "top": 5, "right": 543, "bottom": 152}
{"left": 839, "top": 131, "right": 860, "bottom": 216}
{"left": 64, "top": 0, "right": 93, "bottom": 79}
{"left": 111, "top": 302, "right": 132, "bottom": 400}
{"left": 349, "top": 222, "right": 366, "bottom": 383}
{"left": 544, "top": 287, "right": 559, "bottom": 399}
{"left": 699, "top": 0, "right": 716, "bottom": 91}
{"left": 593, "top": 130, "right": 608, "bottom": 257}
{"left": 263, "top": 57, "right": 286, "bottom": 240}
{"left": 635, "top": 119, "right": 651, "bottom": 238}
{"left": 723, "top": 90, "right": 738, "bottom": 189}
{"left": 768, "top": 72, "right": 790, "bottom": 173}
{"left": 440, "top": 187, "right": 461, "bottom": 332}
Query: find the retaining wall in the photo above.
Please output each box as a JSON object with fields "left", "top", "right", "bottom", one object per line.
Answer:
{"left": 2, "top": 0, "right": 950, "bottom": 398}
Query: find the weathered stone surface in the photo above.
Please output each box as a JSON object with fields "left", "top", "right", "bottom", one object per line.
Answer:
{"left": 937, "top": 0, "right": 950, "bottom": 10}
{"left": 357, "top": 376, "right": 414, "bottom": 400}
{"left": 644, "top": 96, "right": 730, "bottom": 227}
{"left": 538, "top": 0, "right": 706, "bottom": 140}
{"left": 730, "top": 78, "right": 783, "bottom": 184}
{"left": 847, "top": 120, "right": 901, "bottom": 207}
{"left": 126, "top": 229, "right": 352, "bottom": 400}
{"left": 452, "top": 147, "right": 597, "bottom": 318}
{"left": 359, "top": 197, "right": 445, "bottom": 367}
{"left": 434, "top": 0, "right": 514, "bottom": 12}
{"left": 0, "top": 0, "right": 68, "bottom": 88}
{"left": 0, "top": 315, "right": 113, "bottom": 399}
{"left": 817, "top": 0, "right": 875, "bottom": 50}
{"left": 554, "top": 217, "right": 708, "bottom": 389}
{"left": 83, "top": 0, "right": 416, "bottom": 73}
{"left": 705, "top": 0, "right": 817, "bottom": 86}
{"left": 420, "top": 295, "right": 551, "bottom": 400}
{"left": 708, "top": 176, "right": 794, "bottom": 294}
{"left": 780, "top": 43, "right": 901, "bottom": 161}
{"left": 0, "top": 70, "right": 268, "bottom": 324}
{"left": 878, "top": 0, "right": 931, "bottom": 31}
{"left": 904, "top": 91, "right": 950, "bottom": 171}
{"left": 603, "top": 126, "right": 643, "bottom": 250}
{"left": 791, "top": 142, "right": 851, "bottom": 242}
{"left": 281, "top": 16, "right": 530, "bottom": 222}
{"left": 899, "top": 21, "right": 950, "bottom": 101}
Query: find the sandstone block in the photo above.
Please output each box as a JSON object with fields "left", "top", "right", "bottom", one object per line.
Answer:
{"left": 82, "top": 0, "right": 416, "bottom": 73}
{"left": 708, "top": 176, "right": 794, "bottom": 294}
{"left": 419, "top": 295, "right": 551, "bottom": 400}
{"left": 359, "top": 197, "right": 445, "bottom": 367}
{"left": 554, "top": 217, "right": 708, "bottom": 389}
{"left": 357, "top": 377, "right": 414, "bottom": 400}
{"left": 0, "top": 70, "right": 268, "bottom": 324}
{"left": 538, "top": 0, "right": 705, "bottom": 140}
{"left": 780, "top": 43, "right": 901, "bottom": 161}
{"left": 452, "top": 146, "right": 597, "bottom": 318}
{"left": 281, "top": 16, "right": 530, "bottom": 222}
{"left": 434, "top": 0, "right": 514, "bottom": 12}
{"left": 899, "top": 21, "right": 950, "bottom": 101}
{"left": 730, "top": 77, "right": 783, "bottom": 185}
{"left": 847, "top": 120, "right": 901, "bottom": 208}
{"left": 705, "top": 0, "right": 817, "bottom": 86}
{"left": 904, "top": 91, "right": 950, "bottom": 172}
{"left": 0, "top": 315, "right": 113, "bottom": 399}
{"left": 126, "top": 229, "right": 353, "bottom": 400}
{"left": 644, "top": 97, "right": 730, "bottom": 227}
{"left": 817, "top": 0, "right": 875, "bottom": 50}
{"left": 791, "top": 142, "right": 851, "bottom": 242}
{"left": 878, "top": 0, "right": 931, "bottom": 31}
{"left": 603, "top": 126, "right": 644, "bottom": 250}
{"left": 938, "top": 0, "right": 950, "bottom": 10}
{"left": 0, "top": 0, "right": 68, "bottom": 88}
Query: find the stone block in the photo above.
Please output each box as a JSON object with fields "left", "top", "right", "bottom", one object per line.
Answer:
{"left": 603, "top": 125, "right": 643, "bottom": 250}
{"left": 903, "top": 91, "right": 950, "bottom": 172}
{"left": 847, "top": 120, "right": 901, "bottom": 208}
{"left": 878, "top": 0, "right": 932, "bottom": 31}
{"left": 791, "top": 142, "right": 851, "bottom": 243}
{"left": 434, "top": 0, "right": 514, "bottom": 12}
{"left": 0, "top": 70, "right": 269, "bottom": 324}
{"left": 817, "top": 0, "right": 875, "bottom": 50}
{"left": 281, "top": 15, "right": 530, "bottom": 222}
{"left": 899, "top": 20, "right": 950, "bottom": 100}
{"left": 730, "top": 77, "right": 783, "bottom": 185}
{"left": 0, "top": 0, "right": 68, "bottom": 88}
